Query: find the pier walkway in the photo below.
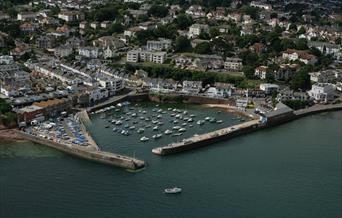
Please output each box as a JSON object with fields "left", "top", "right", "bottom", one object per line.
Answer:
{"left": 152, "top": 119, "right": 260, "bottom": 155}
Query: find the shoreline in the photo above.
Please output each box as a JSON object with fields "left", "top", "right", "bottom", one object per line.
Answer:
{"left": 0, "top": 129, "right": 28, "bottom": 142}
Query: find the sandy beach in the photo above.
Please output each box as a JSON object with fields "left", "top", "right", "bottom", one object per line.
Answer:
{"left": 0, "top": 129, "right": 27, "bottom": 142}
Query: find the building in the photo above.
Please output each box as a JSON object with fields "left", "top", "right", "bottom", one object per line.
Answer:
{"left": 276, "top": 90, "right": 310, "bottom": 102}
{"left": 54, "top": 45, "right": 73, "bottom": 57}
{"left": 101, "top": 21, "right": 111, "bottom": 29}
{"left": 17, "top": 12, "right": 37, "bottom": 21}
{"left": 255, "top": 66, "right": 269, "bottom": 79}
{"left": 36, "top": 35, "right": 56, "bottom": 49}
{"left": 309, "top": 70, "right": 342, "bottom": 83}
{"left": 78, "top": 47, "right": 100, "bottom": 58}
{"left": 16, "top": 105, "right": 45, "bottom": 125}
{"left": 33, "top": 98, "right": 73, "bottom": 117}
{"left": 308, "top": 41, "right": 341, "bottom": 56}
{"left": 188, "top": 24, "right": 209, "bottom": 38}
{"left": 282, "top": 49, "right": 317, "bottom": 65}
{"left": 19, "top": 22, "right": 35, "bottom": 33}
{"left": 90, "top": 21, "right": 99, "bottom": 29}
{"left": 214, "top": 82, "right": 234, "bottom": 98}
{"left": 146, "top": 38, "right": 172, "bottom": 51}
{"left": 127, "top": 50, "right": 167, "bottom": 64}
{"left": 224, "top": 57, "right": 243, "bottom": 71}
{"left": 58, "top": 10, "right": 84, "bottom": 22}
{"left": 250, "top": 1, "right": 272, "bottom": 10}
{"left": 307, "top": 83, "right": 335, "bottom": 103}
{"left": 182, "top": 80, "right": 202, "bottom": 94}
{"left": 185, "top": 5, "right": 206, "bottom": 18}
{"left": 275, "top": 64, "right": 299, "bottom": 80}
{"left": 259, "top": 83, "right": 279, "bottom": 94}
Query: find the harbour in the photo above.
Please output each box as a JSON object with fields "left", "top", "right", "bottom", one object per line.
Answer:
{"left": 1, "top": 111, "right": 341, "bottom": 217}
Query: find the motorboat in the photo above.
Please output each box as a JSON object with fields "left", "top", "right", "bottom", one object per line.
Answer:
{"left": 153, "top": 126, "right": 159, "bottom": 131}
{"left": 197, "top": 120, "right": 204, "bottom": 125}
{"left": 178, "top": 128, "right": 186, "bottom": 132}
{"left": 129, "top": 126, "right": 136, "bottom": 130}
{"left": 172, "top": 133, "right": 182, "bottom": 137}
{"left": 140, "top": 136, "right": 149, "bottom": 142}
{"left": 164, "top": 187, "right": 182, "bottom": 194}
{"left": 172, "top": 126, "right": 181, "bottom": 130}
{"left": 217, "top": 120, "right": 223, "bottom": 124}
{"left": 164, "top": 130, "right": 173, "bottom": 135}
{"left": 137, "top": 128, "right": 145, "bottom": 134}
{"left": 205, "top": 117, "right": 211, "bottom": 121}
{"left": 152, "top": 134, "right": 162, "bottom": 139}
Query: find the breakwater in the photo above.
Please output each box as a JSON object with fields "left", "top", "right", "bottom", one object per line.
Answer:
{"left": 152, "top": 120, "right": 260, "bottom": 155}
{"left": 152, "top": 103, "right": 342, "bottom": 156}
{"left": 17, "top": 130, "right": 145, "bottom": 170}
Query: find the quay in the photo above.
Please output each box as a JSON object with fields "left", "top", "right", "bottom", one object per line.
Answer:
{"left": 18, "top": 110, "right": 145, "bottom": 170}
{"left": 152, "top": 103, "right": 342, "bottom": 156}
{"left": 152, "top": 119, "right": 260, "bottom": 155}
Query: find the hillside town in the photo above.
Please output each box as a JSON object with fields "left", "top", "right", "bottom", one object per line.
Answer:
{"left": 0, "top": 0, "right": 342, "bottom": 129}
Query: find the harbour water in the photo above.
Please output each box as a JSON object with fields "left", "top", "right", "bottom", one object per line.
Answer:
{"left": 0, "top": 105, "right": 341, "bottom": 218}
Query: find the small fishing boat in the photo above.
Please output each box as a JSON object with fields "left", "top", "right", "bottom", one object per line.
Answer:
{"left": 140, "top": 136, "right": 149, "bottom": 142}
{"left": 172, "top": 133, "right": 182, "bottom": 137}
{"left": 164, "top": 187, "right": 182, "bottom": 194}
{"left": 217, "top": 120, "right": 223, "bottom": 124}
{"left": 181, "top": 123, "right": 187, "bottom": 126}
{"left": 173, "top": 126, "right": 181, "bottom": 130}
{"left": 137, "top": 128, "right": 145, "bottom": 134}
{"left": 178, "top": 128, "right": 186, "bottom": 132}
{"left": 164, "top": 130, "right": 173, "bottom": 135}
{"left": 129, "top": 126, "right": 136, "bottom": 130}
{"left": 124, "top": 124, "right": 129, "bottom": 129}
{"left": 205, "top": 117, "right": 211, "bottom": 121}
{"left": 115, "top": 120, "right": 122, "bottom": 125}
{"left": 197, "top": 120, "right": 204, "bottom": 125}
{"left": 152, "top": 134, "right": 162, "bottom": 139}
{"left": 153, "top": 126, "right": 159, "bottom": 131}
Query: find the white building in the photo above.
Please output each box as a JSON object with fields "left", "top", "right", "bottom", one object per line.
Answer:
{"left": 17, "top": 12, "right": 37, "bottom": 21}
{"left": 54, "top": 46, "right": 73, "bottom": 57}
{"left": 127, "top": 50, "right": 166, "bottom": 64}
{"left": 78, "top": 47, "right": 100, "bottom": 58}
{"left": 224, "top": 57, "right": 243, "bottom": 71}
{"left": 282, "top": 49, "right": 317, "bottom": 65}
{"left": 146, "top": 38, "right": 172, "bottom": 51}
{"left": 182, "top": 80, "right": 202, "bottom": 94}
{"left": 188, "top": 24, "right": 209, "bottom": 38}
{"left": 260, "top": 83, "right": 279, "bottom": 94}
{"left": 307, "top": 83, "right": 335, "bottom": 103}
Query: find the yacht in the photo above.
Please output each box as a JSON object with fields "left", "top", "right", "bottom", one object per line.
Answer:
{"left": 137, "top": 128, "right": 145, "bottom": 134}
{"left": 164, "top": 187, "right": 182, "bottom": 194}
{"left": 164, "top": 130, "right": 173, "bottom": 135}
{"left": 140, "top": 136, "right": 149, "bottom": 142}
{"left": 152, "top": 134, "right": 162, "bottom": 139}
{"left": 178, "top": 128, "right": 186, "bottom": 132}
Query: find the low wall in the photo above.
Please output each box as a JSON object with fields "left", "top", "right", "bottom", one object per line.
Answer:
{"left": 17, "top": 131, "right": 145, "bottom": 170}
{"left": 148, "top": 93, "right": 235, "bottom": 105}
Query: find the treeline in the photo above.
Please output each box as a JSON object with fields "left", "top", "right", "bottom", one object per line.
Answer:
{"left": 0, "top": 99, "right": 16, "bottom": 127}
{"left": 126, "top": 64, "right": 244, "bottom": 86}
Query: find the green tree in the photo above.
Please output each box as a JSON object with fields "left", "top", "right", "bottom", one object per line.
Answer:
{"left": 174, "top": 36, "right": 192, "bottom": 52}
{"left": 194, "top": 42, "right": 212, "bottom": 54}
{"left": 148, "top": 5, "right": 169, "bottom": 18}
{"left": 209, "top": 27, "right": 220, "bottom": 38}
{"left": 290, "top": 68, "right": 311, "bottom": 91}
{"left": 174, "top": 14, "right": 193, "bottom": 30}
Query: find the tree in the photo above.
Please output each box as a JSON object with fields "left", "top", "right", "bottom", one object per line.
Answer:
{"left": 270, "top": 12, "right": 278, "bottom": 19}
{"left": 174, "top": 14, "right": 193, "bottom": 30}
{"left": 209, "top": 27, "right": 220, "bottom": 38}
{"left": 295, "top": 38, "right": 308, "bottom": 50}
{"left": 194, "top": 42, "right": 212, "bottom": 54}
{"left": 108, "top": 23, "right": 124, "bottom": 34}
{"left": 290, "top": 68, "right": 311, "bottom": 90}
{"left": 174, "top": 36, "right": 192, "bottom": 52}
{"left": 243, "top": 66, "right": 255, "bottom": 79}
{"left": 148, "top": 5, "right": 169, "bottom": 18}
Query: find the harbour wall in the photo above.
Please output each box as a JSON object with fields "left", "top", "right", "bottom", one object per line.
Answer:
{"left": 152, "top": 103, "right": 342, "bottom": 156}
{"left": 148, "top": 93, "right": 235, "bottom": 105}
{"left": 17, "top": 131, "right": 145, "bottom": 170}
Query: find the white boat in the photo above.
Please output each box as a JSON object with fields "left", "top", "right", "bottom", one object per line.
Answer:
{"left": 137, "top": 128, "right": 145, "bottom": 134}
{"left": 178, "top": 128, "right": 186, "bottom": 132}
{"left": 157, "top": 115, "right": 162, "bottom": 119}
{"left": 164, "top": 187, "right": 182, "bottom": 194}
{"left": 205, "top": 117, "right": 211, "bottom": 121}
{"left": 152, "top": 120, "right": 158, "bottom": 124}
{"left": 129, "top": 126, "right": 136, "bottom": 130}
{"left": 115, "top": 120, "right": 122, "bottom": 125}
{"left": 164, "top": 130, "right": 173, "bottom": 135}
{"left": 172, "top": 133, "right": 182, "bottom": 137}
{"left": 152, "top": 134, "right": 162, "bottom": 139}
{"left": 157, "top": 121, "right": 164, "bottom": 126}
{"left": 187, "top": 118, "right": 193, "bottom": 122}
{"left": 197, "top": 120, "right": 204, "bottom": 125}
{"left": 153, "top": 126, "right": 159, "bottom": 131}
{"left": 172, "top": 126, "right": 181, "bottom": 130}
{"left": 181, "top": 123, "right": 187, "bottom": 126}
{"left": 140, "top": 136, "right": 149, "bottom": 142}
{"left": 217, "top": 120, "right": 223, "bottom": 124}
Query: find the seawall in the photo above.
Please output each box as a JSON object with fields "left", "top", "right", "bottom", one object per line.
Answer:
{"left": 152, "top": 103, "right": 342, "bottom": 156}
{"left": 152, "top": 120, "right": 260, "bottom": 155}
{"left": 148, "top": 93, "right": 235, "bottom": 105}
{"left": 17, "top": 131, "right": 145, "bottom": 170}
